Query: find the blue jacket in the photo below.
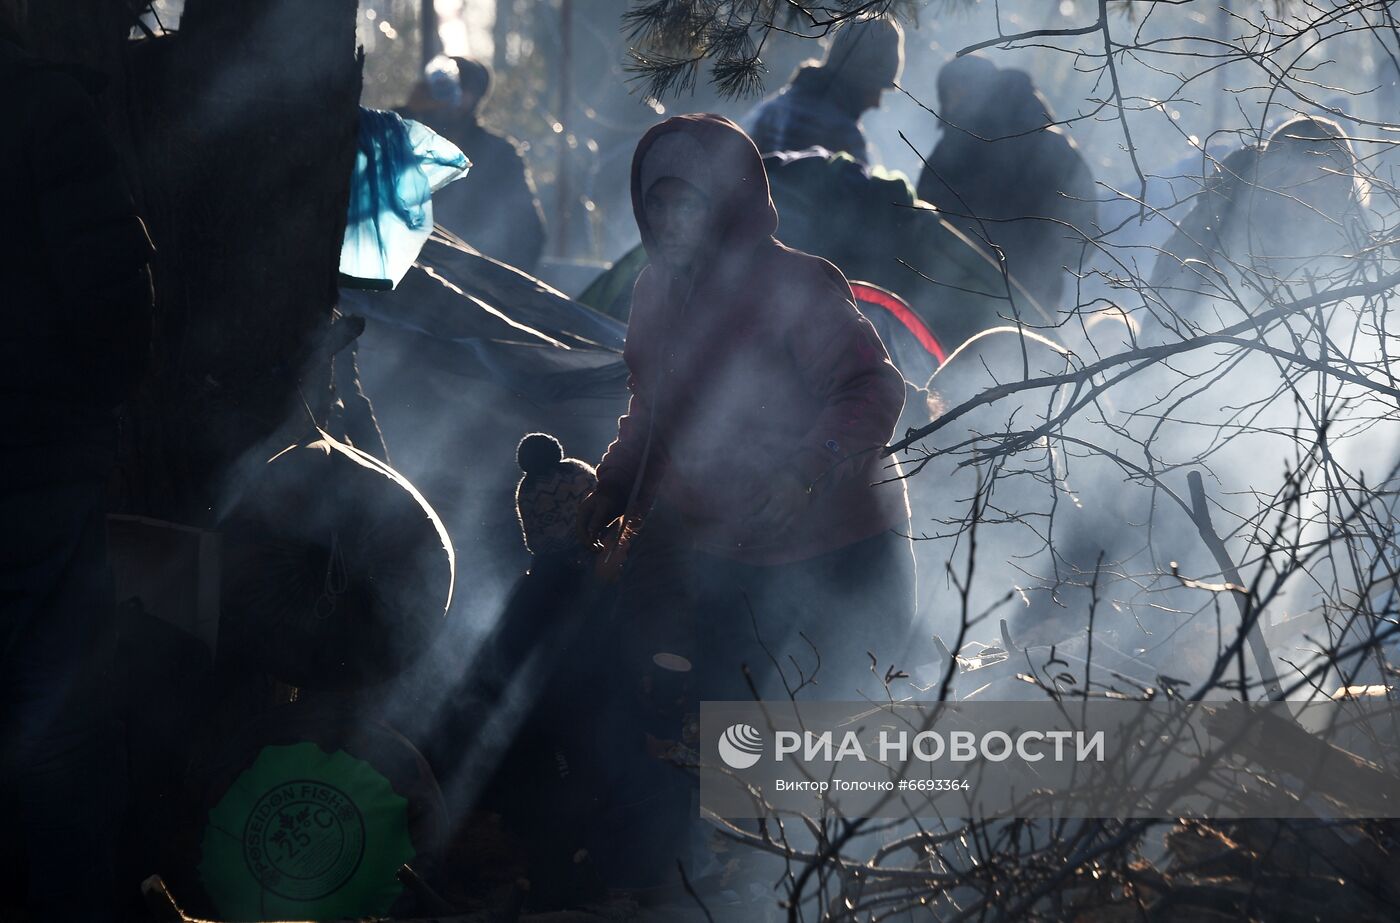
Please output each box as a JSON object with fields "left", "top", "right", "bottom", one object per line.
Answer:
{"left": 742, "top": 65, "right": 869, "bottom": 164}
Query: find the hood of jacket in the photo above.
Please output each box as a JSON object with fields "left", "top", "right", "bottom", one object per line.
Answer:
{"left": 630, "top": 113, "right": 779, "bottom": 269}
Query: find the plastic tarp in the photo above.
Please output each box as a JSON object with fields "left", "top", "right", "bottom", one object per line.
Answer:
{"left": 413, "top": 235, "right": 625, "bottom": 351}
{"left": 340, "top": 234, "right": 628, "bottom": 403}
{"left": 340, "top": 109, "right": 471, "bottom": 291}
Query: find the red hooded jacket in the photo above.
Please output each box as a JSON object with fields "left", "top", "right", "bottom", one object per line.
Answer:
{"left": 597, "top": 114, "right": 909, "bottom": 565}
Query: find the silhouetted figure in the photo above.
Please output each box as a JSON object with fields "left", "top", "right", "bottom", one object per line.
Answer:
{"left": 578, "top": 114, "right": 915, "bottom": 702}
{"left": 574, "top": 114, "right": 914, "bottom": 885}
{"left": 918, "top": 57, "right": 1097, "bottom": 310}
{"left": 401, "top": 56, "right": 547, "bottom": 273}
{"left": 1150, "top": 116, "right": 1366, "bottom": 325}
{"left": 742, "top": 16, "right": 904, "bottom": 164}
{"left": 760, "top": 147, "right": 1024, "bottom": 351}
{"left": 0, "top": 6, "right": 154, "bottom": 920}
{"left": 470, "top": 434, "right": 615, "bottom": 908}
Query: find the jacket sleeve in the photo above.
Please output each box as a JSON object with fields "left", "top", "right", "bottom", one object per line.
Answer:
{"left": 786, "top": 261, "right": 905, "bottom": 490}
{"left": 28, "top": 67, "right": 154, "bottom": 396}
{"left": 596, "top": 268, "right": 669, "bottom": 503}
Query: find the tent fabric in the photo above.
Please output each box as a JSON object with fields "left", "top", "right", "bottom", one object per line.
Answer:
{"left": 416, "top": 235, "right": 625, "bottom": 350}
{"left": 340, "top": 234, "right": 628, "bottom": 403}
{"left": 219, "top": 434, "right": 455, "bottom": 690}
{"left": 850, "top": 281, "right": 947, "bottom": 363}
{"left": 849, "top": 281, "right": 944, "bottom": 387}
{"left": 340, "top": 109, "right": 471, "bottom": 291}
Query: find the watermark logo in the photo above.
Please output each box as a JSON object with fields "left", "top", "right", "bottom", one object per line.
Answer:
{"left": 718, "top": 723, "right": 764, "bottom": 769}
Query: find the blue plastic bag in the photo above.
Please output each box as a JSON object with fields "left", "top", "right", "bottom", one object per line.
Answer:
{"left": 340, "top": 108, "right": 471, "bottom": 290}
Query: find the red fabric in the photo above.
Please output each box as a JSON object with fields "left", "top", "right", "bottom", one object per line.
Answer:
{"left": 597, "top": 114, "right": 910, "bottom": 565}
{"left": 850, "top": 281, "right": 948, "bottom": 365}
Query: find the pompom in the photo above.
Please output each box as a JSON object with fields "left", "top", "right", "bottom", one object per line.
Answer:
{"left": 517, "top": 432, "right": 563, "bottom": 474}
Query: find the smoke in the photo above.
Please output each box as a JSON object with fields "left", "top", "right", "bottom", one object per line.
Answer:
{"left": 344, "top": 280, "right": 626, "bottom": 816}
{"left": 325, "top": 3, "right": 1400, "bottom": 860}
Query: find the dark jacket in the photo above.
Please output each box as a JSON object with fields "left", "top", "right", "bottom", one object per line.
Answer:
{"left": 742, "top": 65, "right": 869, "bottom": 163}
{"left": 597, "top": 114, "right": 908, "bottom": 565}
{"left": 0, "top": 37, "right": 153, "bottom": 479}
{"left": 917, "top": 73, "right": 1096, "bottom": 309}
{"left": 402, "top": 107, "right": 546, "bottom": 273}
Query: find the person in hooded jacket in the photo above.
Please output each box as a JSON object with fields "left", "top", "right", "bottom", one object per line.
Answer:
{"left": 0, "top": 2, "right": 153, "bottom": 920}
{"left": 577, "top": 115, "right": 916, "bottom": 709}
{"left": 741, "top": 16, "right": 904, "bottom": 164}
{"left": 1148, "top": 115, "right": 1367, "bottom": 327}
{"left": 917, "top": 57, "right": 1097, "bottom": 310}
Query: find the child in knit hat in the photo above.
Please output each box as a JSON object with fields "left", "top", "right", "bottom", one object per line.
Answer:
{"left": 479, "top": 433, "right": 611, "bottom": 906}
{"left": 514, "top": 432, "right": 598, "bottom": 564}
{"left": 499, "top": 433, "right": 695, "bottom": 896}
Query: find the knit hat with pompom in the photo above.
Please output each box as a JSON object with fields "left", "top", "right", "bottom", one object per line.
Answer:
{"left": 515, "top": 433, "right": 597, "bottom": 557}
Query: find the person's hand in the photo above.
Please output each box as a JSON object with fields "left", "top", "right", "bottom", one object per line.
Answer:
{"left": 748, "top": 472, "right": 812, "bottom": 535}
{"left": 576, "top": 486, "right": 627, "bottom": 550}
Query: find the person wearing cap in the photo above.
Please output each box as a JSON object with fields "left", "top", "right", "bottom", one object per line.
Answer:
{"left": 577, "top": 114, "right": 916, "bottom": 706}
{"left": 399, "top": 55, "right": 547, "bottom": 272}
{"left": 472, "top": 433, "right": 619, "bottom": 906}
{"left": 741, "top": 15, "right": 904, "bottom": 164}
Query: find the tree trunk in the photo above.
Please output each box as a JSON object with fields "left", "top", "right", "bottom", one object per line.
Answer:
{"left": 421, "top": 0, "right": 440, "bottom": 66}
{"left": 32, "top": 1, "right": 364, "bottom": 523}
